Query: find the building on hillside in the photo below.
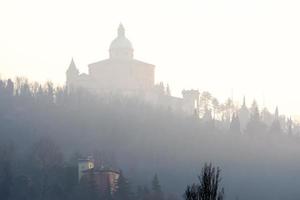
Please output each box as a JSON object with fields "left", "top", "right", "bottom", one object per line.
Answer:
{"left": 66, "top": 24, "right": 200, "bottom": 116}
{"left": 66, "top": 24, "right": 154, "bottom": 95}
{"left": 78, "top": 156, "right": 120, "bottom": 194}
{"left": 78, "top": 156, "right": 95, "bottom": 181}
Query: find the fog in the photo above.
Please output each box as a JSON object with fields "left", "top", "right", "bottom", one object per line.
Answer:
{"left": 1, "top": 79, "right": 300, "bottom": 200}
{"left": 1, "top": 1, "right": 300, "bottom": 199}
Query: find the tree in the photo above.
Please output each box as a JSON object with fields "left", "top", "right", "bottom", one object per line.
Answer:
{"left": 115, "top": 171, "right": 133, "bottom": 200}
{"left": 29, "top": 137, "right": 64, "bottom": 200}
{"left": 184, "top": 163, "right": 224, "bottom": 200}
{"left": 223, "top": 98, "right": 234, "bottom": 123}
{"left": 261, "top": 107, "right": 273, "bottom": 126}
{"left": 245, "top": 101, "right": 267, "bottom": 136}
{"left": 184, "top": 184, "right": 198, "bottom": 200}
{"left": 75, "top": 169, "right": 100, "bottom": 200}
{"left": 287, "top": 117, "right": 293, "bottom": 136}
{"left": 269, "top": 119, "right": 282, "bottom": 135}
{"left": 136, "top": 185, "right": 144, "bottom": 200}
{"left": 229, "top": 113, "right": 241, "bottom": 134}
{"left": 269, "top": 107, "right": 282, "bottom": 135}
{"left": 11, "top": 175, "right": 35, "bottom": 200}
{"left": 211, "top": 98, "right": 219, "bottom": 120}
{"left": 0, "top": 143, "right": 14, "bottom": 200}
{"left": 250, "top": 101, "right": 260, "bottom": 121}
{"left": 142, "top": 186, "right": 151, "bottom": 200}
{"left": 200, "top": 92, "right": 212, "bottom": 116}
{"left": 238, "top": 97, "right": 250, "bottom": 132}
{"left": 151, "top": 174, "right": 164, "bottom": 200}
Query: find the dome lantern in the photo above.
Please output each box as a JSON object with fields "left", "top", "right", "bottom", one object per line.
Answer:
{"left": 118, "top": 23, "right": 125, "bottom": 37}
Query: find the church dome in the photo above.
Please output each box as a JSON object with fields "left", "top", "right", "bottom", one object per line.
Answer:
{"left": 109, "top": 24, "right": 134, "bottom": 59}
{"left": 110, "top": 37, "right": 133, "bottom": 50}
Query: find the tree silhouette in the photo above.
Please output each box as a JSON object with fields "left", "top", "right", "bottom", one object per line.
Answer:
{"left": 245, "top": 101, "right": 267, "bottom": 136}
{"left": 184, "top": 163, "right": 224, "bottom": 200}
{"left": 75, "top": 169, "right": 100, "bottom": 200}
{"left": 30, "top": 137, "right": 64, "bottom": 200}
{"left": 115, "top": 171, "right": 133, "bottom": 200}
{"left": 229, "top": 113, "right": 241, "bottom": 134}
{"left": 269, "top": 107, "right": 282, "bottom": 135}
{"left": 151, "top": 174, "right": 164, "bottom": 200}
{"left": 0, "top": 143, "right": 14, "bottom": 200}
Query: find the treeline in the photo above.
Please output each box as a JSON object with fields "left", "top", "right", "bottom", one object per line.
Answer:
{"left": 197, "top": 91, "right": 296, "bottom": 136}
{"left": 0, "top": 77, "right": 295, "bottom": 138}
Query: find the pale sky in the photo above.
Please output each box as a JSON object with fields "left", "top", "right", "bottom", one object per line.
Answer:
{"left": 1, "top": 0, "right": 300, "bottom": 116}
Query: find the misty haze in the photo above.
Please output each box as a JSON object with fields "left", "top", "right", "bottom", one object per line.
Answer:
{"left": 1, "top": 1, "right": 300, "bottom": 200}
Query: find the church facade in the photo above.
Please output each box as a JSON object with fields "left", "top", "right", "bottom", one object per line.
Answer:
{"left": 66, "top": 24, "right": 199, "bottom": 116}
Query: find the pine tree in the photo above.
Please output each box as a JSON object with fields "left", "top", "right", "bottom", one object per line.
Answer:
{"left": 115, "top": 171, "right": 133, "bottom": 200}
{"left": 151, "top": 174, "right": 164, "bottom": 200}
{"left": 269, "top": 107, "right": 282, "bottom": 135}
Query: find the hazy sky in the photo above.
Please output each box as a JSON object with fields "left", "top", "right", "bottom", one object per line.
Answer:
{"left": 1, "top": 0, "right": 300, "bottom": 116}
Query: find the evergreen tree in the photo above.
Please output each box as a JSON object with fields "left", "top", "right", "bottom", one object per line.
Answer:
{"left": 115, "top": 171, "right": 133, "bottom": 200}
{"left": 229, "top": 113, "right": 241, "bottom": 134}
{"left": 75, "top": 169, "right": 100, "bottom": 200}
{"left": 102, "top": 179, "right": 113, "bottom": 200}
{"left": 245, "top": 101, "right": 267, "bottom": 136}
{"left": 238, "top": 96, "right": 250, "bottom": 132}
{"left": 11, "top": 175, "right": 35, "bottom": 200}
{"left": 136, "top": 186, "right": 144, "bottom": 200}
{"left": 269, "top": 107, "right": 282, "bottom": 135}
{"left": 250, "top": 100, "right": 260, "bottom": 121}
{"left": 151, "top": 174, "right": 164, "bottom": 200}
{"left": 30, "top": 137, "right": 64, "bottom": 200}
{"left": 269, "top": 119, "right": 282, "bottom": 135}
{"left": 287, "top": 117, "right": 293, "bottom": 136}
{"left": 0, "top": 144, "right": 14, "bottom": 200}
{"left": 142, "top": 186, "right": 150, "bottom": 200}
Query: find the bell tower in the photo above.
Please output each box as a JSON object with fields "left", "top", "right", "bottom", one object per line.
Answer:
{"left": 66, "top": 58, "right": 79, "bottom": 90}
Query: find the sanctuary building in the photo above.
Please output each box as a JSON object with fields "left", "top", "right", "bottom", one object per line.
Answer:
{"left": 66, "top": 24, "right": 200, "bottom": 116}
